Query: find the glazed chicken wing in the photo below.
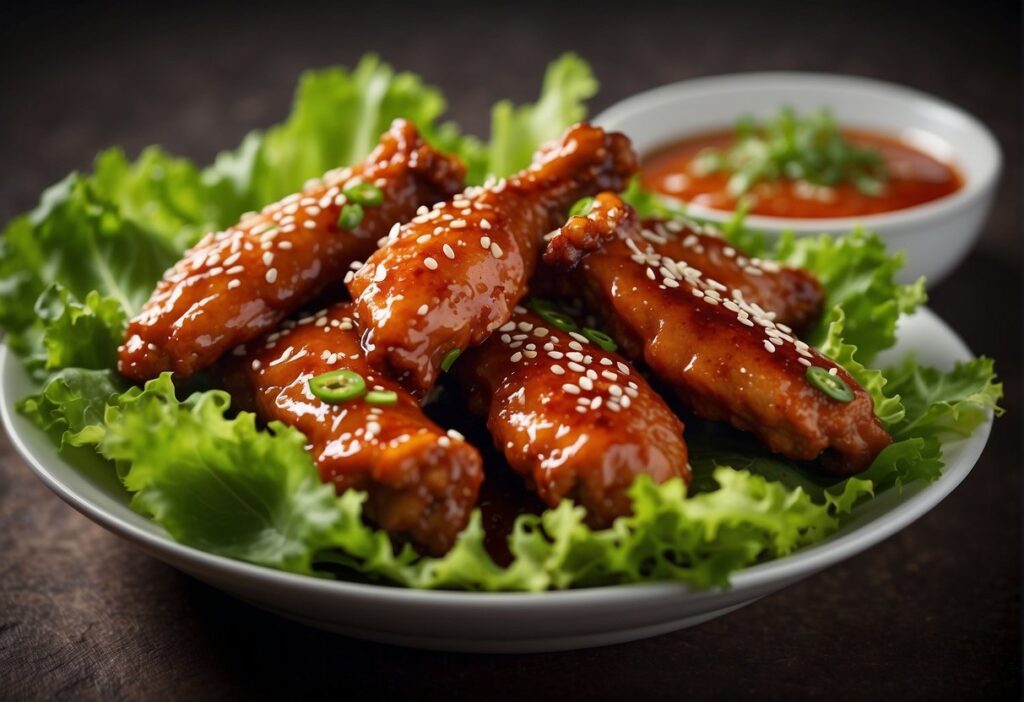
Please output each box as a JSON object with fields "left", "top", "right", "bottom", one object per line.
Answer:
{"left": 544, "top": 193, "right": 891, "bottom": 475}
{"left": 222, "top": 302, "right": 483, "bottom": 555}
{"left": 348, "top": 123, "right": 637, "bottom": 396}
{"left": 120, "top": 120, "right": 465, "bottom": 382}
{"left": 455, "top": 308, "right": 690, "bottom": 527}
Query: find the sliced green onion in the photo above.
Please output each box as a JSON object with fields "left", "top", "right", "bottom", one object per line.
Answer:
{"left": 440, "top": 349, "right": 462, "bottom": 372}
{"left": 806, "top": 366, "right": 854, "bottom": 402}
{"left": 569, "top": 196, "right": 595, "bottom": 218}
{"left": 309, "top": 369, "right": 366, "bottom": 403}
{"left": 528, "top": 298, "right": 579, "bottom": 333}
{"left": 582, "top": 327, "right": 617, "bottom": 352}
{"left": 337, "top": 203, "right": 364, "bottom": 230}
{"left": 365, "top": 390, "right": 398, "bottom": 406}
{"left": 344, "top": 182, "right": 384, "bottom": 206}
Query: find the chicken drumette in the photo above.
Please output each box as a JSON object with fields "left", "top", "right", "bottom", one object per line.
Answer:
{"left": 223, "top": 302, "right": 483, "bottom": 555}
{"left": 348, "top": 123, "right": 637, "bottom": 396}
{"left": 120, "top": 120, "right": 464, "bottom": 382}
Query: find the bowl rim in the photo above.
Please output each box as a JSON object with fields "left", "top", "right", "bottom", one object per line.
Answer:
{"left": 0, "top": 308, "right": 995, "bottom": 608}
{"left": 594, "top": 71, "right": 1003, "bottom": 232}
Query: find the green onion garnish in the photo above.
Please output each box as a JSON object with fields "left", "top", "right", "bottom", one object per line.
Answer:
{"left": 344, "top": 182, "right": 384, "bottom": 206}
{"left": 569, "top": 196, "right": 595, "bottom": 218}
{"left": 528, "top": 298, "right": 578, "bottom": 333}
{"left": 365, "top": 390, "right": 398, "bottom": 406}
{"left": 805, "top": 366, "right": 854, "bottom": 402}
{"left": 440, "top": 349, "right": 462, "bottom": 372}
{"left": 309, "top": 369, "right": 366, "bottom": 403}
{"left": 337, "top": 203, "right": 364, "bottom": 230}
{"left": 582, "top": 327, "right": 617, "bottom": 352}
{"left": 693, "top": 107, "right": 888, "bottom": 198}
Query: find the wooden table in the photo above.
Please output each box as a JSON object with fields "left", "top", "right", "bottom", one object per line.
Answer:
{"left": 1, "top": 1, "right": 1019, "bottom": 698}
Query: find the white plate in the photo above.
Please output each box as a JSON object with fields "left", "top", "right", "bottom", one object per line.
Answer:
{"left": 594, "top": 73, "right": 1001, "bottom": 285}
{"left": 0, "top": 308, "right": 993, "bottom": 653}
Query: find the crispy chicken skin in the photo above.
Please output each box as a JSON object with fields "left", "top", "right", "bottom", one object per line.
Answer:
{"left": 120, "top": 120, "right": 465, "bottom": 382}
{"left": 222, "top": 302, "right": 483, "bottom": 555}
{"left": 456, "top": 309, "right": 690, "bottom": 527}
{"left": 544, "top": 193, "right": 823, "bottom": 333}
{"left": 348, "top": 123, "right": 638, "bottom": 396}
{"left": 544, "top": 193, "right": 891, "bottom": 475}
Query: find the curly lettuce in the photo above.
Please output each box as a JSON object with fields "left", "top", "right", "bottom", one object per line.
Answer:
{"left": 3, "top": 55, "right": 1003, "bottom": 591}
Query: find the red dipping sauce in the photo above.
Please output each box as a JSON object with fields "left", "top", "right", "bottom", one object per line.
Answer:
{"left": 642, "top": 129, "right": 963, "bottom": 219}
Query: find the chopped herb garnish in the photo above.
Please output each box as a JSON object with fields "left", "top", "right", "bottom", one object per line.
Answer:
{"left": 692, "top": 107, "right": 888, "bottom": 198}
{"left": 569, "top": 196, "right": 595, "bottom": 217}
{"left": 365, "top": 390, "right": 398, "bottom": 406}
{"left": 528, "top": 298, "right": 578, "bottom": 333}
{"left": 440, "top": 349, "right": 462, "bottom": 372}
{"left": 582, "top": 327, "right": 617, "bottom": 352}
{"left": 344, "top": 182, "right": 384, "bottom": 206}
{"left": 309, "top": 369, "right": 366, "bottom": 403}
{"left": 337, "top": 203, "right": 364, "bottom": 230}
{"left": 806, "top": 366, "right": 854, "bottom": 402}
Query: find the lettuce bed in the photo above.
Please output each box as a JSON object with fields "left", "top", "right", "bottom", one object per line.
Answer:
{"left": 3, "top": 55, "right": 1002, "bottom": 591}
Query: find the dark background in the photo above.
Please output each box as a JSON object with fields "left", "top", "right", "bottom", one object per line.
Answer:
{"left": 0, "top": 1, "right": 1020, "bottom": 699}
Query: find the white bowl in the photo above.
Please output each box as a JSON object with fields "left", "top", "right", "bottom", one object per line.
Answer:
{"left": 595, "top": 72, "right": 1001, "bottom": 285}
{"left": 0, "top": 308, "right": 994, "bottom": 653}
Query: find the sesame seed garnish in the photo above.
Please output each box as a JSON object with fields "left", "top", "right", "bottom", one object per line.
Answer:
{"left": 480, "top": 219, "right": 491, "bottom": 230}
{"left": 490, "top": 242, "right": 504, "bottom": 258}
{"left": 510, "top": 352, "right": 523, "bottom": 363}
{"left": 551, "top": 364, "right": 566, "bottom": 375}
{"left": 617, "top": 361, "right": 630, "bottom": 374}
{"left": 563, "top": 383, "right": 581, "bottom": 395}
{"left": 450, "top": 219, "right": 467, "bottom": 229}
{"left": 443, "top": 244, "right": 456, "bottom": 259}
{"left": 424, "top": 257, "right": 439, "bottom": 270}
{"left": 417, "top": 304, "right": 429, "bottom": 316}
{"left": 265, "top": 268, "right": 278, "bottom": 284}
{"left": 763, "top": 340, "right": 776, "bottom": 353}
{"left": 480, "top": 236, "right": 491, "bottom": 249}
{"left": 227, "top": 279, "right": 241, "bottom": 289}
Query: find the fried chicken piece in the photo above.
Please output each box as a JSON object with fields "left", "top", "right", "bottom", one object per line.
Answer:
{"left": 222, "top": 302, "right": 483, "bottom": 555}
{"left": 120, "top": 120, "right": 465, "bottom": 382}
{"left": 348, "top": 123, "right": 638, "bottom": 396}
{"left": 544, "top": 193, "right": 891, "bottom": 475}
{"left": 455, "top": 308, "right": 690, "bottom": 526}
{"left": 545, "top": 193, "right": 823, "bottom": 333}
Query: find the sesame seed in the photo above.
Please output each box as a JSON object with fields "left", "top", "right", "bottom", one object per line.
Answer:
{"left": 569, "top": 332, "right": 589, "bottom": 345}
{"left": 563, "top": 383, "right": 580, "bottom": 395}
{"left": 608, "top": 384, "right": 623, "bottom": 397}
{"left": 443, "top": 244, "right": 456, "bottom": 259}
{"left": 490, "top": 242, "right": 504, "bottom": 258}
{"left": 417, "top": 304, "right": 429, "bottom": 316}
{"left": 551, "top": 364, "right": 566, "bottom": 375}
{"left": 590, "top": 396, "right": 603, "bottom": 410}
{"left": 499, "top": 321, "right": 516, "bottom": 332}
{"left": 547, "top": 351, "right": 564, "bottom": 360}
{"left": 265, "top": 268, "right": 278, "bottom": 284}
{"left": 227, "top": 279, "right": 241, "bottom": 289}
{"left": 763, "top": 340, "right": 776, "bottom": 353}
{"left": 579, "top": 376, "right": 594, "bottom": 391}
{"left": 829, "top": 367, "right": 839, "bottom": 376}
{"left": 424, "top": 257, "right": 439, "bottom": 270}
{"left": 617, "top": 362, "right": 630, "bottom": 375}
{"left": 450, "top": 219, "right": 467, "bottom": 229}
{"left": 416, "top": 234, "right": 431, "bottom": 245}
{"left": 798, "top": 358, "right": 812, "bottom": 367}
{"left": 480, "top": 219, "right": 491, "bottom": 230}
{"left": 601, "top": 370, "right": 617, "bottom": 381}
{"left": 480, "top": 236, "right": 491, "bottom": 249}
{"left": 568, "top": 361, "right": 585, "bottom": 373}
{"left": 510, "top": 352, "right": 523, "bottom": 363}
{"left": 373, "top": 265, "right": 387, "bottom": 282}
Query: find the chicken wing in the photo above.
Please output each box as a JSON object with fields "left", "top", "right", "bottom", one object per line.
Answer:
{"left": 544, "top": 193, "right": 891, "bottom": 475}
{"left": 120, "top": 119, "right": 465, "bottom": 382}
{"left": 455, "top": 308, "right": 690, "bottom": 526}
{"left": 222, "top": 301, "right": 483, "bottom": 555}
{"left": 348, "top": 123, "right": 637, "bottom": 396}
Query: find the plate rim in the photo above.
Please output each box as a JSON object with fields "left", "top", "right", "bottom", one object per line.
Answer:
{"left": 0, "top": 306, "right": 994, "bottom": 607}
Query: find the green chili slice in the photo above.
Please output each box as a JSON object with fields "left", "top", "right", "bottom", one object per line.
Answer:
{"left": 582, "top": 327, "right": 617, "bottom": 352}
{"left": 337, "top": 203, "right": 364, "bottom": 230}
{"left": 365, "top": 390, "right": 398, "bottom": 406}
{"left": 440, "top": 349, "right": 462, "bottom": 372}
{"left": 309, "top": 369, "right": 366, "bottom": 403}
{"left": 806, "top": 366, "right": 854, "bottom": 402}
{"left": 344, "top": 182, "right": 384, "bottom": 206}
{"left": 569, "top": 196, "right": 595, "bottom": 218}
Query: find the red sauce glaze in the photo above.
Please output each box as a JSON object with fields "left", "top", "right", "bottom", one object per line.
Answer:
{"left": 641, "top": 128, "right": 963, "bottom": 218}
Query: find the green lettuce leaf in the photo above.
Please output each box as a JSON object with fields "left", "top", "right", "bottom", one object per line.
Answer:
{"left": 773, "top": 229, "right": 927, "bottom": 360}
{"left": 485, "top": 53, "right": 597, "bottom": 179}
